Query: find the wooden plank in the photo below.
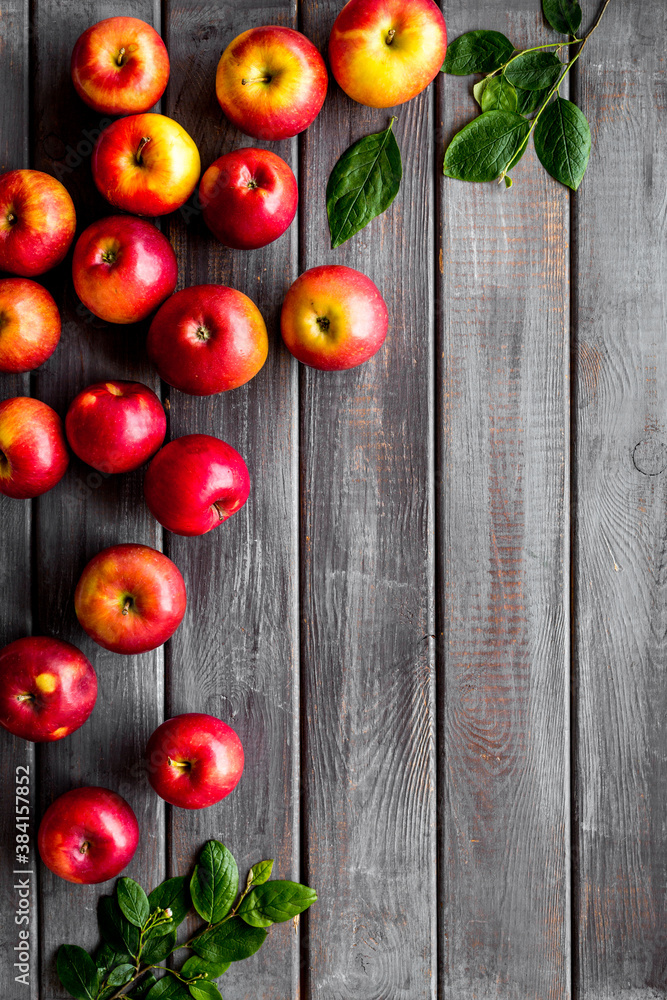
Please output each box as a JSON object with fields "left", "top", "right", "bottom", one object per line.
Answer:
{"left": 298, "top": 3, "right": 437, "bottom": 997}
{"left": 436, "top": 3, "right": 570, "bottom": 997}
{"left": 574, "top": 2, "right": 667, "bottom": 996}
{"left": 30, "top": 1, "right": 165, "bottom": 994}
{"left": 0, "top": 3, "right": 37, "bottom": 999}
{"left": 162, "top": 2, "right": 301, "bottom": 998}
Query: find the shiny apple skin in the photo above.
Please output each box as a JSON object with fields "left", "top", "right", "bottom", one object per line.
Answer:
{"left": 74, "top": 543, "right": 187, "bottom": 655}
{"left": 0, "top": 397, "right": 69, "bottom": 499}
{"left": 200, "top": 148, "right": 298, "bottom": 250}
{"left": 147, "top": 284, "right": 268, "bottom": 396}
{"left": 0, "top": 637, "right": 97, "bottom": 743}
{"left": 216, "top": 26, "right": 328, "bottom": 141}
{"left": 280, "top": 265, "right": 388, "bottom": 370}
{"left": 71, "top": 16, "right": 170, "bottom": 115}
{"left": 66, "top": 380, "right": 166, "bottom": 474}
{"left": 0, "top": 169, "right": 76, "bottom": 277}
{"left": 144, "top": 434, "right": 250, "bottom": 537}
{"left": 0, "top": 278, "right": 61, "bottom": 373}
{"left": 92, "top": 113, "right": 201, "bottom": 216}
{"left": 72, "top": 216, "right": 178, "bottom": 324}
{"left": 199, "top": 147, "right": 299, "bottom": 250}
{"left": 329, "top": 0, "right": 447, "bottom": 108}
{"left": 38, "top": 786, "right": 139, "bottom": 884}
{"left": 146, "top": 713, "right": 244, "bottom": 809}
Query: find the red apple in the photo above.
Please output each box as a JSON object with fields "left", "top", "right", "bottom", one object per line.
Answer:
{"left": 329, "top": 0, "right": 447, "bottom": 108}
{"left": 146, "top": 285, "right": 268, "bottom": 396}
{"left": 38, "top": 786, "right": 139, "bottom": 884}
{"left": 74, "top": 543, "right": 186, "bottom": 655}
{"left": 72, "top": 216, "right": 178, "bottom": 324}
{"left": 66, "top": 380, "right": 166, "bottom": 474}
{"left": 145, "top": 713, "right": 244, "bottom": 809}
{"left": 200, "top": 148, "right": 298, "bottom": 250}
{"left": 144, "top": 434, "right": 250, "bottom": 537}
{"left": 216, "top": 26, "right": 327, "bottom": 141}
{"left": 0, "top": 169, "right": 76, "bottom": 277}
{"left": 0, "top": 637, "right": 97, "bottom": 743}
{"left": 280, "top": 265, "right": 388, "bottom": 370}
{"left": 0, "top": 397, "right": 69, "bottom": 499}
{"left": 71, "top": 16, "right": 170, "bottom": 115}
{"left": 92, "top": 113, "right": 200, "bottom": 216}
{"left": 0, "top": 278, "right": 61, "bottom": 373}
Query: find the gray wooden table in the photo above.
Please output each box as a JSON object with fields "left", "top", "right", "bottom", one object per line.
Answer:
{"left": 1, "top": 0, "right": 665, "bottom": 997}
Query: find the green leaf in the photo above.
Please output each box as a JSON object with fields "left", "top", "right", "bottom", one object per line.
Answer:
{"left": 542, "top": 0, "right": 582, "bottom": 35}
{"left": 505, "top": 50, "right": 562, "bottom": 91}
{"left": 189, "top": 982, "right": 223, "bottom": 1000}
{"left": 443, "top": 111, "right": 530, "bottom": 182}
{"left": 238, "top": 881, "right": 318, "bottom": 928}
{"left": 117, "top": 878, "right": 151, "bottom": 929}
{"left": 504, "top": 175, "right": 514, "bottom": 188}
{"left": 106, "top": 964, "right": 136, "bottom": 987}
{"left": 99, "top": 896, "right": 140, "bottom": 958}
{"left": 181, "top": 956, "right": 231, "bottom": 981}
{"left": 480, "top": 74, "right": 518, "bottom": 113}
{"left": 95, "top": 942, "right": 131, "bottom": 976}
{"left": 247, "top": 860, "right": 274, "bottom": 888}
{"left": 146, "top": 977, "right": 190, "bottom": 1000}
{"left": 142, "top": 928, "right": 177, "bottom": 964}
{"left": 326, "top": 118, "right": 402, "bottom": 250}
{"left": 149, "top": 876, "right": 191, "bottom": 928}
{"left": 515, "top": 86, "right": 549, "bottom": 116}
{"left": 56, "top": 945, "right": 99, "bottom": 1000}
{"left": 192, "top": 918, "right": 267, "bottom": 964}
{"left": 472, "top": 79, "right": 487, "bottom": 107}
{"left": 533, "top": 96, "right": 591, "bottom": 189}
{"left": 127, "top": 973, "right": 158, "bottom": 999}
{"left": 442, "top": 30, "right": 514, "bottom": 75}
{"left": 191, "top": 841, "right": 238, "bottom": 926}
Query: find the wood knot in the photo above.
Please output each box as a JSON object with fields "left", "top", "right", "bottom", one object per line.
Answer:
{"left": 632, "top": 438, "right": 667, "bottom": 476}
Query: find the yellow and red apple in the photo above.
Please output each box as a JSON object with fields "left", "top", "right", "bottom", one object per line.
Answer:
{"left": 147, "top": 284, "right": 268, "bottom": 395}
{"left": 216, "top": 26, "right": 327, "bottom": 140}
{"left": 280, "top": 265, "right": 388, "bottom": 370}
{"left": 92, "top": 113, "right": 200, "bottom": 216}
{"left": 74, "top": 543, "right": 187, "bottom": 655}
{"left": 72, "top": 216, "right": 178, "bottom": 324}
{"left": 0, "top": 169, "right": 76, "bottom": 277}
{"left": 0, "top": 278, "right": 61, "bottom": 373}
{"left": 71, "top": 16, "right": 170, "bottom": 115}
{"left": 0, "top": 636, "right": 97, "bottom": 743}
{"left": 0, "top": 396, "right": 69, "bottom": 499}
{"left": 329, "top": 0, "right": 447, "bottom": 108}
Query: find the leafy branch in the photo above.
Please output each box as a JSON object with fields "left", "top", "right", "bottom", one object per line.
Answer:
{"left": 56, "top": 841, "right": 317, "bottom": 1000}
{"left": 442, "top": 0, "right": 613, "bottom": 190}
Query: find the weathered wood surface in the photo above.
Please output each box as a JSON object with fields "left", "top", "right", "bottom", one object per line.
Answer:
{"left": 162, "top": 0, "right": 301, "bottom": 997}
{"left": 436, "top": 4, "right": 570, "bottom": 998}
{"left": 299, "top": 2, "right": 437, "bottom": 997}
{"left": 574, "top": 1, "right": 667, "bottom": 997}
{"left": 30, "top": 1, "right": 165, "bottom": 995}
{"left": 0, "top": 3, "right": 36, "bottom": 1000}
{"left": 0, "top": 1, "right": 665, "bottom": 998}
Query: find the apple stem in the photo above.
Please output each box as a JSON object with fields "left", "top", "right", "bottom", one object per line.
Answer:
{"left": 241, "top": 75, "right": 272, "bottom": 85}
{"left": 135, "top": 135, "right": 152, "bottom": 163}
{"left": 213, "top": 501, "right": 226, "bottom": 520}
{"left": 116, "top": 46, "right": 126, "bottom": 66}
{"left": 386, "top": 28, "right": 396, "bottom": 44}
{"left": 168, "top": 757, "right": 192, "bottom": 772}
{"left": 16, "top": 693, "right": 34, "bottom": 703}
{"left": 122, "top": 597, "right": 133, "bottom": 616}
{"left": 79, "top": 841, "right": 90, "bottom": 855}
{"left": 6, "top": 212, "right": 17, "bottom": 225}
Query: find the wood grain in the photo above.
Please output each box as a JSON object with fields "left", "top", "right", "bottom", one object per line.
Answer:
{"left": 162, "top": 2, "right": 301, "bottom": 998}
{"left": 0, "top": 2, "right": 37, "bottom": 998}
{"left": 436, "top": 4, "right": 570, "bottom": 997}
{"left": 574, "top": 1, "right": 667, "bottom": 996}
{"left": 299, "top": 3, "right": 437, "bottom": 997}
{"left": 30, "top": 1, "right": 165, "bottom": 995}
